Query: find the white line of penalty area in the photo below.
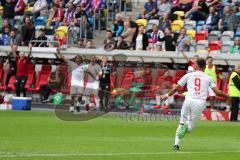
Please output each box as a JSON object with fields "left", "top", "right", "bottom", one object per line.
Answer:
{"left": 0, "top": 151, "right": 240, "bottom": 157}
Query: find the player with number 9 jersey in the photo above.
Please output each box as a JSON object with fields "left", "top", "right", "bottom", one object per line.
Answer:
{"left": 178, "top": 71, "right": 216, "bottom": 100}
{"left": 160, "top": 58, "right": 230, "bottom": 151}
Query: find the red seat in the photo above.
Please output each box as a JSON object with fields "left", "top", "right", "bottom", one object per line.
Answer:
{"left": 216, "top": 79, "right": 229, "bottom": 100}
{"left": 196, "top": 30, "right": 208, "bottom": 42}
{"left": 29, "top": 71, "right": 51, "bottom": 92}
{"left": 110, "top": 74, "right": 117, "bottom": 90}
{"left": 41, "top": 64, "right": 52, "bottom": 73}
{"left": 209, "top": 41, "right": 221, "bottom": 51}
{"left": 121, "top": 76, "right": 134, "bottom": 89}
{"left": 157, "top": 69, "right": 167, "bottom": 77}
{"left": 172, "top": 70, "right": 186, "bottom": 84}
{"left": 25, "top": 71, "right": 36, "bottom": 90}
{"left": 8, "top": 76, "right": 16, "bottom": 90}
{"left": 134, "top": 74, "right": 152, "bottom": 85}
{"left": 172, "top": 76, "right": 181, "bottom": 84}
{"left": 175, "top": 70, "right": 186, "bottom": 77}
{"left": 155, "top": 76, "right": 173, "bottom": 87}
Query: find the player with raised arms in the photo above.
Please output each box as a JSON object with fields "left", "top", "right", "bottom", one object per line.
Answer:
{"left": 160, "top": 58, "right": 231, "bottom": 150}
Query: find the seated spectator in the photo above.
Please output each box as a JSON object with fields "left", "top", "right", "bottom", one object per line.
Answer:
{"left": 159, "top": 27, "right": 177, "bottom": 51}
{"left": 112, "top": 13, "right": 124, "bottom": 37}
{"left": 2, "top": 19, "right": 11, "bottom": 34}
{"left": 159, "top": 13, "right": 171, "bottom": 31}
{"left": 121, "top": 21, "right": 134, "bottom": 47}
{"left": 21, "top": 16, "right": 35, "bottom": 46}
{"left": 148, "top": 24, "right": 164, "bottom": 45}
{"left": 201, "top": 6, "right": 219, "bottom": 32}
{"left": 9, "top": 28, "right": 21, "bottom": 45}
{"left": 218, "top": 4, "right": 237, "bottom": 32}
{"left": 73, "top": 4, "right": 87, "bottom": 26}
{"left": 176, "top": 28, "right": 191, "bottom": 51}
{"left": 134, "top": 25, "right": 148, "bottom": 50}
{"left": 229, "top": 37, "right": 240, "bottom": 54}
{"left": 15, "top": 0, "right": 27, "bottom": 15}
{"left": 158, "top": 0, "right": 171, "bottom": 19}
{"left": 3, "top": 0, "right": 15, "bottom": 25}
{"left": 125, "top": 15, "right": 138, "bottom": 33}
{"left": 40, "top": 66, "right": 63, "bottom": 103}
{"left": 185, "top": 0, "right": 209, "bottom": 21}
{"left": 125, "top": 15, "right": 138, "bottom": 45}
{"left": 34, "top": 28, "right": 48, "bottom": 47}
{"left": 103, "top": 30, "right": 115, "bottom": 51}
{"left": 115, "top": 36, "right": 130, "bottom": 50}
{"left": 86, "top": 39, "right": 96, "bottom": 49}
{"left": 2, "top": 27, "right": 10, "bottom": 45}
{"left": 78, "top": 38, "right": 86, "bottom": 48}
{"left": 62, "top": 2, "right": 75, "bottom": 26}
{"left": 104, "top": 30, "right": 115, "bottom": 45}
{"left": 171, "top": 0, "right": 193, "bottom": 14}
{"left": 49, "top": 4, "right": 64, "bottom": 28}
{"left": 143, "top": 0, "right": 158, "bottom": 19}
{"left": 32, "top": 0, "right": 47, "bottom": 21}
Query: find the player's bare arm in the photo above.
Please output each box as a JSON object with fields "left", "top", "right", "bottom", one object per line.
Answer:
{"left": 181, "top": 51, "right": 190, "bottom": 62}
{"left": 212, "top": 87, "right": 231, "bottom": 104}
{"left": 160, "top": 84, "right": 181, "bottom": 101}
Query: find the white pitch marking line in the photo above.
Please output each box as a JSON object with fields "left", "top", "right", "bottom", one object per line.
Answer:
{"left": 0, "top": 151, "right": 240, "bottom": 157}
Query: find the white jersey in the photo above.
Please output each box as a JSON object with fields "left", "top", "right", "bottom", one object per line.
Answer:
{"left": 178, "top": 71, "right": 216, "bottom": 100}
{"left": 71, "top": 64, "right": 88, "bottom": 86}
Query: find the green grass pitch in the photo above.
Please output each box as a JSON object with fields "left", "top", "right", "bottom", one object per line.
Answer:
{"left": 0, "top": 111, "right": 240, "bottom": 160}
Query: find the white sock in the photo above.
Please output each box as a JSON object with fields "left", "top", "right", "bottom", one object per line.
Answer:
{"left": 69, "top": 106, "right": 74, "bottom": 112}
{"left": 175, "top": 124, "right": 182, "bottom": 146}
{"left": 175, "top": 135, "right": 180, "bottom": 146}
{"left": 156, "top": 95, "right": 161, "bottom": 105}
{"left": 95, "top": 97, "right": 100, "bottom": 109}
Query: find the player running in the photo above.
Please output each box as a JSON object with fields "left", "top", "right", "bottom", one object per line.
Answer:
{"left": 160, "top": 58, "right": 231, "bottom": 151}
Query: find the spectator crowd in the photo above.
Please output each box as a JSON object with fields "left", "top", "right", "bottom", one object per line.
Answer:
{"left": 102, "top": 0, "right": 240, "bottom": 53}
{"left": 0, "top": 0, "right": 106, "bottom": 46}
